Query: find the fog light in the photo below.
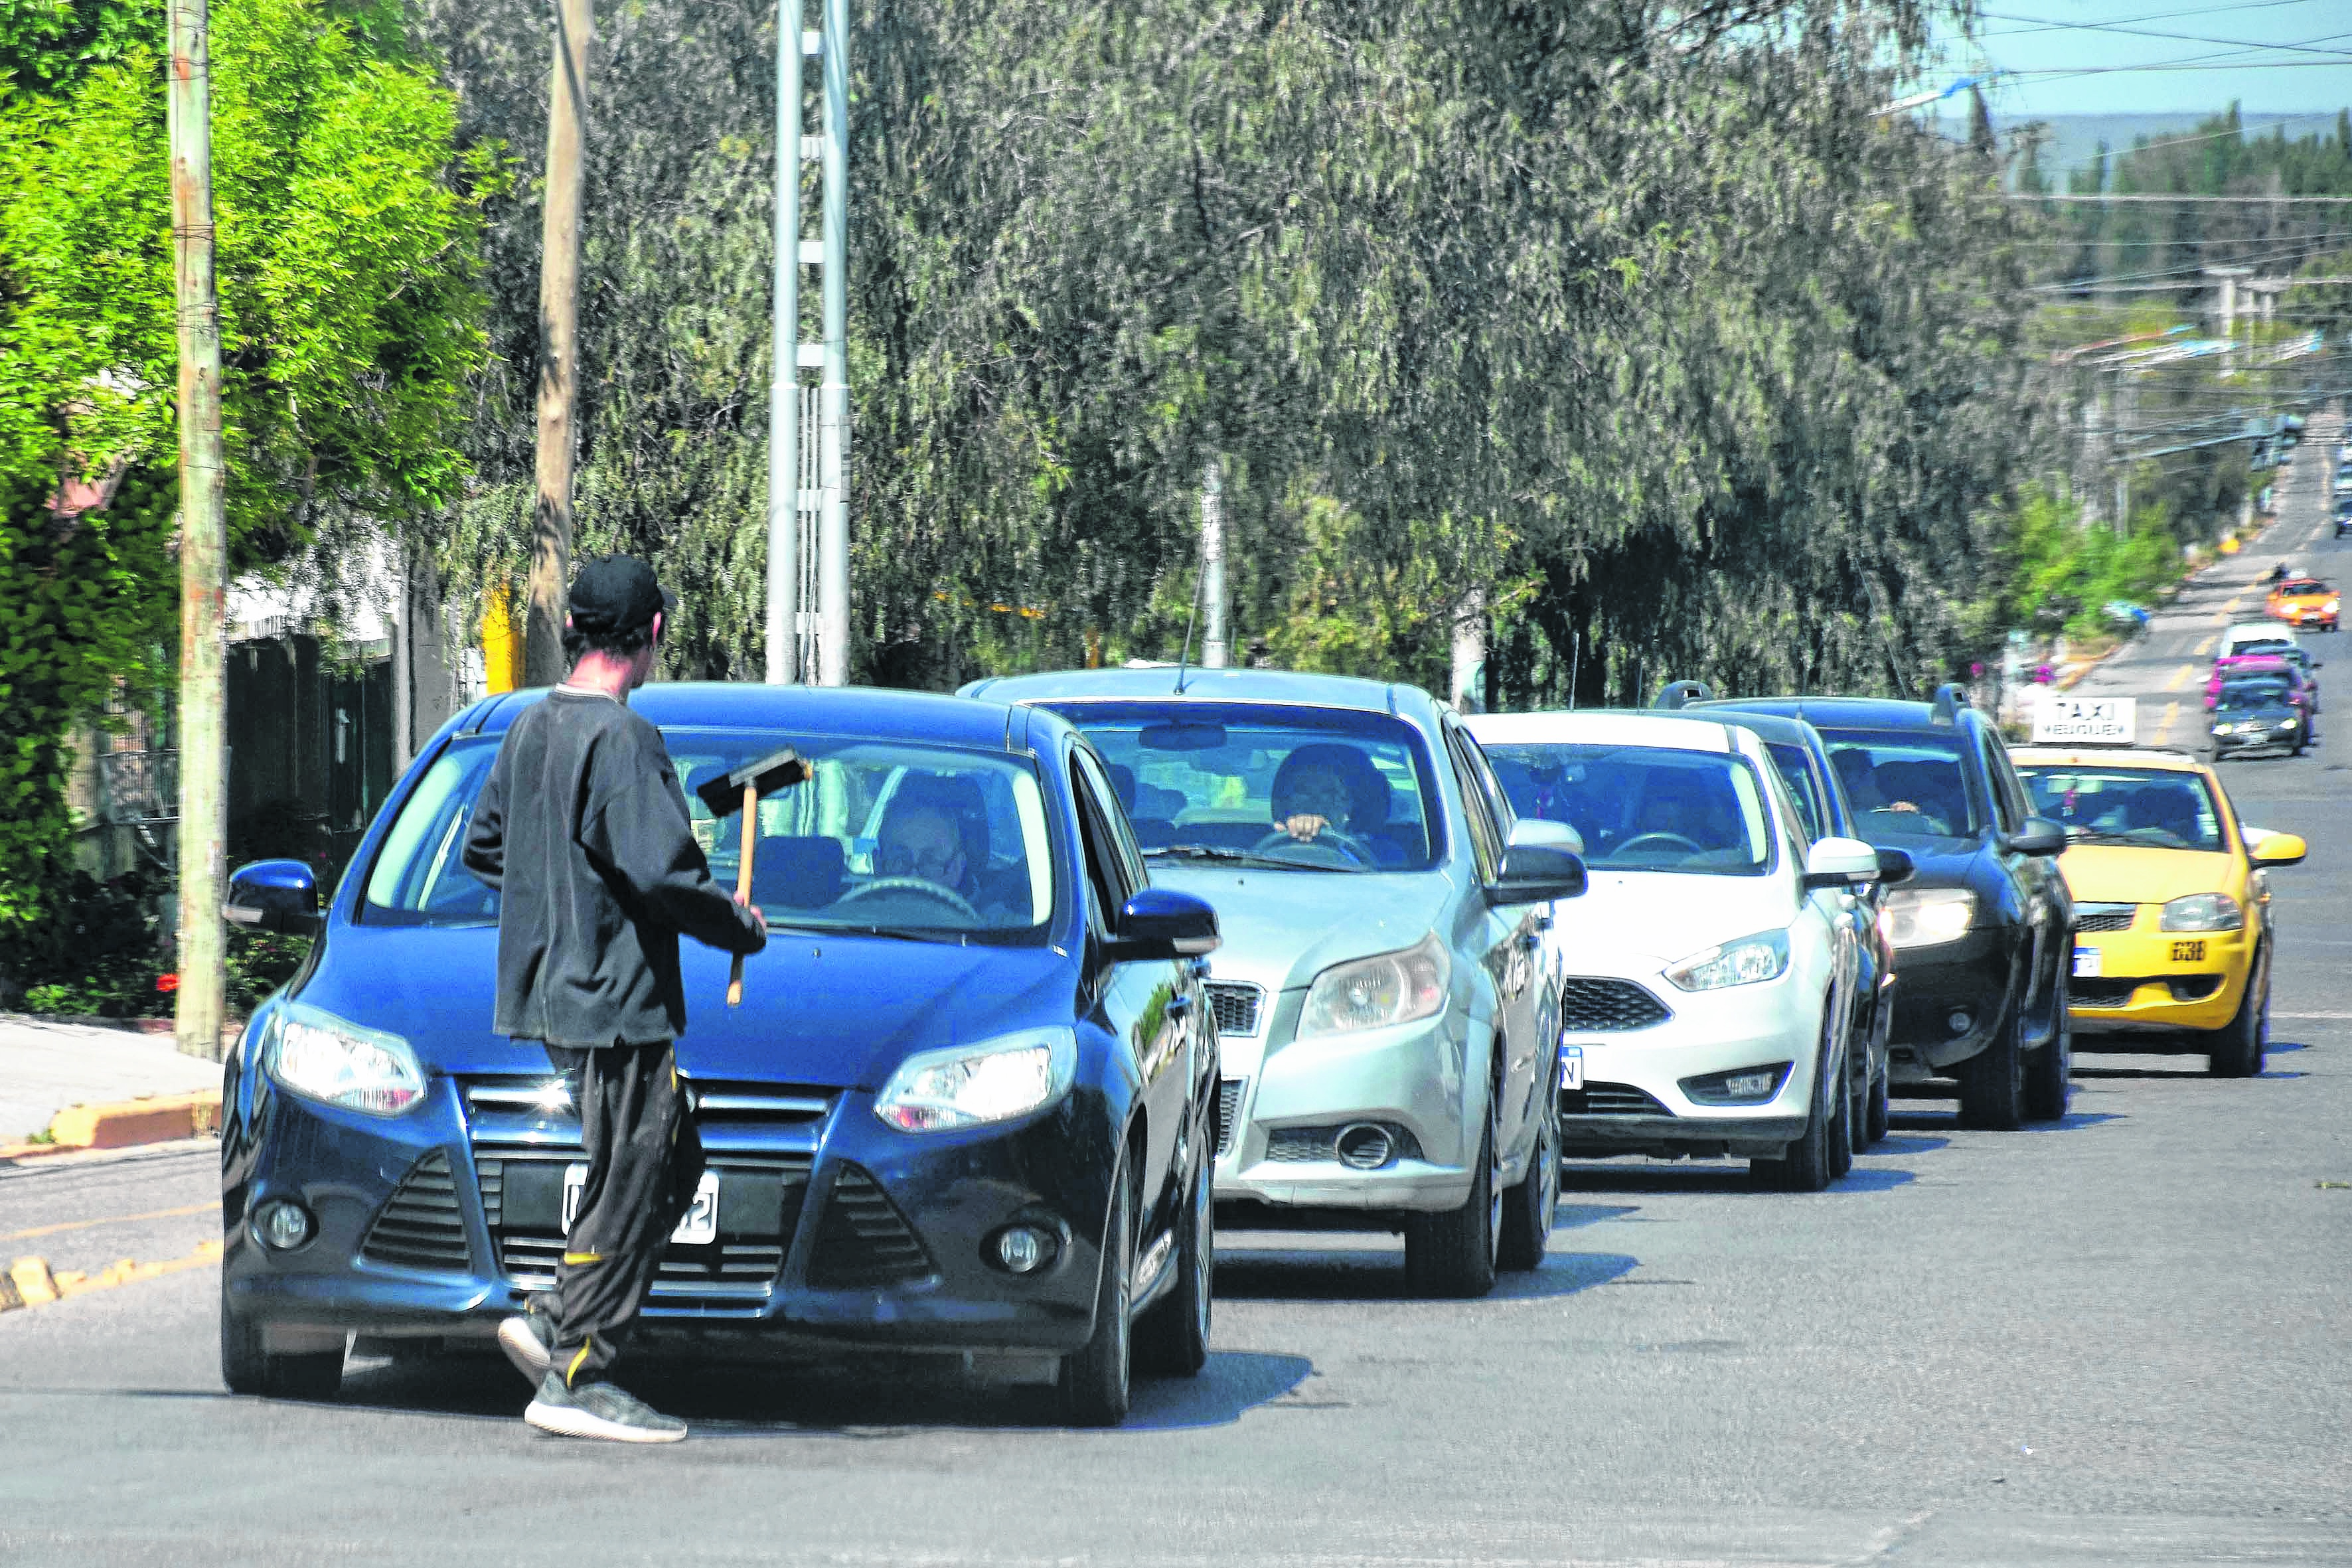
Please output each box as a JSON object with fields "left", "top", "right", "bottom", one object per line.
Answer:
{"left": 1947, "top": 1010, "right": 1973, "bottom": 1036}
{"left": 1722, "top": 1071, "right": 1778, "bottom": 1099}
{"left": 256, "top": 1200, "right": 313, "bottom": 1251}
{"left": 993, "top": 1225, "right": 1055, "bottom": 1275}
{"left": 1334, "top": 1123, "right": 1395, "bottom": 1170}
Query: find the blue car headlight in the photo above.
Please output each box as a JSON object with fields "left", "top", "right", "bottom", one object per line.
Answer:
{"left": 874, "top": 1026, "right": 1077, "bottom": 1133}
{"left": 268, "top": 1002, "right": 427, "bottom": 1115}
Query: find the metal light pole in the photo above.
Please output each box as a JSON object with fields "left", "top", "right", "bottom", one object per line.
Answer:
{"left": 763, "top": 0, "right": 804, "bottom": 683}
{"left": 168, "top": 0, "right": 228, "bottom": 1061}
{"left": 1200, "top": 461, "right": 1227, "bottom": 668}
{"left": 815, "top": 0, "right": 850, "bottom": 685}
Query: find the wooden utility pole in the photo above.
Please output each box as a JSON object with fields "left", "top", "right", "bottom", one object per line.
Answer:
{"left": 169, "top": 0, "right": 228, "bottom": 1061}
{"left": 525, "top": 0, "right": 593, "bottom": 686}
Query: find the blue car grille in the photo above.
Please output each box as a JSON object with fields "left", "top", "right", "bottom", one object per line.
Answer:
{"left": 359, "top": 1150, "right": 471, "bottom": 1272}
{"left": 805, "top": 1164, "right": 932, "bottom": 1287}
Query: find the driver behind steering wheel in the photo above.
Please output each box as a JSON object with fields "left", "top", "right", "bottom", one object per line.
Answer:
{"left": 1269, "top": 744, "right": 1390, "bottom": 858}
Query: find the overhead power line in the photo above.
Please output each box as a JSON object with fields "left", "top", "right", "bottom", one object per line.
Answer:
{"left": 1978, "top": 0, "right": 2331, "bottom": 35}
{"left": 1974, "top": 10, "right": 2352, "bottom": 59}
{"left": 2002, "top": 193, "right": 2352, "bottom": 203}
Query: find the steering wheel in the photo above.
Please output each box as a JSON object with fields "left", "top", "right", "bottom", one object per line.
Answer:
{"left": 833, "top": 877, "right": 980, "bottom": 922}
{"left": 1249, "top": 828, "right": 1379, "bottom": 868}
{"left": 1612, "top": 832, "right": 1701, "bottom": 858}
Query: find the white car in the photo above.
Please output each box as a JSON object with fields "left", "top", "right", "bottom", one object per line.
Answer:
{"left": 1464, "top": 711, "right": 1884, "bottom": 1191}
{"left": 2219, "top": 622, "right": 2299, "bottom": 661}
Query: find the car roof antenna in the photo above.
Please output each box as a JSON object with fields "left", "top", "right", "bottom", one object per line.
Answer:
{"left": 1172, "top": 542, "right": 1208, "bottom": 695}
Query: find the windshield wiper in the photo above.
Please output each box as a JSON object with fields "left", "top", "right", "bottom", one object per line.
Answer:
{"left": 1145, "top": 844, "right": 1364, "bottom": 872}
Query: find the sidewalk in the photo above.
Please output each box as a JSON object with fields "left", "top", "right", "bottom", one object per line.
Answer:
{"left": 0, "top": 1014, "right": 224, "bottom": 1145}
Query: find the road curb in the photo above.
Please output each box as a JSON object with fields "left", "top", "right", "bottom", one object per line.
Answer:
{"left": 0, "top": 1091, "right": 222, "bottom": 1163}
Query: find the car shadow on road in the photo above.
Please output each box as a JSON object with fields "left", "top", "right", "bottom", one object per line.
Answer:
{"left": 1210, "top": 1238, "right": 1637, "bottom": 1302}
{"left": 331, "top": 1345, "right": 1316, "bottom": 1435}
{"left": 1557, "top": 1162, "right": 1917, "bottom": 1194}
{"left": 1888, "top": 1106, "right": 2121, "bottom": 1132}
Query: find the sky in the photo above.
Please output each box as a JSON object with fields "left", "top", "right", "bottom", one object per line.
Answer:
{"left": 1924, "top": 0, "right": 2352, "bottom": 119}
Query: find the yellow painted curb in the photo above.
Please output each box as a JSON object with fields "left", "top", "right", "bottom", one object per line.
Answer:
{"left": 19, "top": 1091, "right": 223, "bottom": 1156}
{"left": 0, "top": 1242, "right": 223, "bottom": 1312}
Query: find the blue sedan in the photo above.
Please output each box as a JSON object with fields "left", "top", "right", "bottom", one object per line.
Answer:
{"left": 216, "top": 684, "right": 1219, "bottom": 1426}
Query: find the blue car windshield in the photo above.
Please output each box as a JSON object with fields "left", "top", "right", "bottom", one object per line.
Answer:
{"left": 1048, "top": 702, "right": 1444, "bottom": 872}
{"left": 361, "top": 729, "right": 1058, "bottom": 943}
{"left": 1482, "top": 742, "right": 1773, "bottom": 874}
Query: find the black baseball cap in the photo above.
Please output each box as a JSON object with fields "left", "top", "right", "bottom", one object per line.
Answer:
{"left": 568, "top": 555, "right": 676, "bottom": 636}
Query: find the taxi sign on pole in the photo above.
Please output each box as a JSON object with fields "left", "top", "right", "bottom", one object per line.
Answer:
{"left": 2033, "top": 692, "right": 2136, "bottom": 745}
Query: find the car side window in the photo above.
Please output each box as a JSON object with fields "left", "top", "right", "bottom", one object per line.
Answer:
{"left": 1072, "top": 747, "right": 1148, "bottom": 897}
{"left": 1067, "top": 753, "right": 1129, "bottom": 936}
{"left": 1980, "top": 732, "right": 2025, "bottom": 833}
{"left": 1443, "top": 726, "right": 1504, "bottom": 882}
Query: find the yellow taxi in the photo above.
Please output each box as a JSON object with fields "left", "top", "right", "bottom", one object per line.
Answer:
{"left": 2009, "top": 745, "right": 2306, "bottom": 1077}
{"left": 2265, "top": 576, "right": 2339, "bottom": 632}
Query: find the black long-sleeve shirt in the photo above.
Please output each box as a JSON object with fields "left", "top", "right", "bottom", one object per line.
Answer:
{"left": 461, "top": 689, "right": 763, "bottom": 1048}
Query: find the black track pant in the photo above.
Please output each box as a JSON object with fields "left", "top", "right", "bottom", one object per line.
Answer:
{"left": 544, "top": 1042, "right": 703, "bottom": 1386}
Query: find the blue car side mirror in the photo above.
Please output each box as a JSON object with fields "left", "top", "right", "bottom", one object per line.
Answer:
{"left": 224, "top": 859, "right": 323, "bottom": 936}
{"left": 1109, "top": 888, "right": 1219, "bottom": 961}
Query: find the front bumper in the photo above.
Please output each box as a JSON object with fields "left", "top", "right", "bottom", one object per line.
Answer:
{"left": 2211, "top": 721, "right": 2307, "bottom": 756}
{"left": 1546, "top": 973, "right": 1821, "bottom": 1161}
{"left": 1213, "top": 996, "right": 1481, "bottom": 1215}
{"left": 1883, "top": 929, "right": 2015, "bottom": 1074}
{"left": 2069, "top": 921, "right": 2249, "bottom": 1039}
{"left": 221, "top": 1068, "right": 1118, "bottom": 1359}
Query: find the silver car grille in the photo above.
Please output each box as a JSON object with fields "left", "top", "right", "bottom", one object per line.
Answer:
{"left": 2075, "top": 903, "right": 2136, "bottom": 933}
{"left": 1559, "top": 978, "right": 1673, "bottom": 1032}
{"left": 1206, "top": 982, "right": 1264, "bottom": 1037}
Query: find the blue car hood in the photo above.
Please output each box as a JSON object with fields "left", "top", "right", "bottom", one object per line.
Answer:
{"left": 295, "top": 925, "right": 1074, "bottom": 1090}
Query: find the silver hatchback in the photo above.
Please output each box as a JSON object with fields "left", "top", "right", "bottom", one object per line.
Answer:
{"left": 959, "top": 668, "right": 1586, "bottom": 1296}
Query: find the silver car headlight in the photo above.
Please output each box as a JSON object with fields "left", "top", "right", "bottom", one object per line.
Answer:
{"left": 1879, "top": 888, "right": 1977, "bottom": 949}
{"left": 2159, "top": 893, "right": 2242, "bottom": 933}
{"left": 1664, "top": 929, "right": 1790, "bottom": 992}
{"left": 270, "top": 1002, "right": 427, "bottom": 1115}
{"left": 1300, "top": 933, "right": 1451, "bottom": 1037}
{"left": 874, "top": 1026, "right": 1076, "bottom": 1133}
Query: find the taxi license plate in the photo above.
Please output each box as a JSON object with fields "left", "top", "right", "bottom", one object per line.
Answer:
{"left": 1559, "top": 1045, "right": 1585, "bottom": 1092}
{"left": 564, "top": 1165, "right": 718, "bottom": 1247}
{"left": 2171, "top": 939, "right": 2206, "bottom": 963}
{"left": 2072, "top": 946, "right": 2102, "bottom": 979}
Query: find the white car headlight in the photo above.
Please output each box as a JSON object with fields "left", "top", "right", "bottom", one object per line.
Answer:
{"left": 1663, "top": 929, "right": 1790, "bottom": 992}
{"left": 1879, "top": 887, "right": 1977, "bottom": 949}
{"left": 2159, "top": 893, "right": 2242, "bottom": 933}
{"left": 1300, "top": 934, "right": 1451, "bottom": 1037}
{"left": 270, "top": 1002, "right": 426, "bottom": 1115}
{"left": 874, "top": 1026, "right": 1076, "bottom": 1133}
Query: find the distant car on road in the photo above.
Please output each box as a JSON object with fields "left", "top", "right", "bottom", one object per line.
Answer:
{"left": 2207, "top": 676, "right": 2312, "bottom": 760}
{"left": 2219, "top": 623, "right": 2300, "bottom": 663}
{"left": 959, "top": 666, "right": 1588, "bottom": 1297}
{"left": 2203, "top": 655, "right": 2316, "bottom": 718}
{"left": 2266, "top": 576, "right": 2339, "bottom": 633}
{"left": 218, "top": 684, "right": 1225, "bottom": 1426}
{"left": 2013, "top": 746, "right": 2306, "bottom": 1076}
{"left": 1692, "top": 688, "right": 2074, "bottom": 1129}
{"left": 1466, "top": 710, "right": 1888, "bottom": 1190}
{"left": 2334, "top": 497, "right": 2352, "bottom": 538}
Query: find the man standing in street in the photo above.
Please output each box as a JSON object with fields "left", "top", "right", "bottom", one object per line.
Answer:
{"left": 462, "top": 556, "right": 766, "bottom": 1443}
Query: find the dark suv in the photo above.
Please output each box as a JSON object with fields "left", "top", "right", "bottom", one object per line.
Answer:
{"left": 1697, "top": 687, "right": 2075, "bottom": 1129}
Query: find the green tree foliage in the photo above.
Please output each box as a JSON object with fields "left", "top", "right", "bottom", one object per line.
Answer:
{"left": 0, "top": 0, "right": 487, "bottom": 989}
{"left": 432, "top": 0, "right": 2051, "bottom": 705}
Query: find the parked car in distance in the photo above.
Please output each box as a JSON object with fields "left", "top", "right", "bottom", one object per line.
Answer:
{"left": 2012, "top": 746, "right": 2306, "bottom": 1076}
{"left": 959, "top": 666, "right": 1587, "bottom": 1298}
{"left": 2266, "top": 576, "right": 2339, "bottom": 633}
{"left": 218, "top": 684, "right": 1223, "bottom": 1427}
{"left": 1696, "top": 687, "right": 2074, "bottom": 1129}
{"left": 2207, "top": 676, "right": 2312, "bottom": 760}
{"left": 1466, "top": 710, "right": 1885, "bottom": 1190}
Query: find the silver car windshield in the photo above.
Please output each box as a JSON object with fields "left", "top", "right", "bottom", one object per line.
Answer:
{"left": 1483, "top": 743, "right": 1774, "bottom": 874}
{"left": 1054, "top": 702, "right": 1443, "bottom": 872}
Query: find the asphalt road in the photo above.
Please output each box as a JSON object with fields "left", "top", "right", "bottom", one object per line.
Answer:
{"left": 4, "top": 450, "right": 2349, "bottom": 1566}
